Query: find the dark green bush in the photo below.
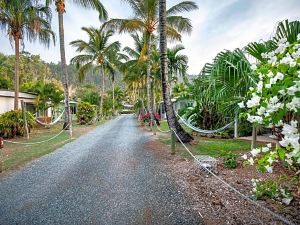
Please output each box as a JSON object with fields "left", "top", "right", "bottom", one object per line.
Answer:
{"left": 0, "top": 110, "right": 35, "bottom": 138}
{"left": 76, "top": 101, "right": 97, "bottom": 125}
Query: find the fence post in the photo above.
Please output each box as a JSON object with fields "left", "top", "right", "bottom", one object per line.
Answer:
{"left": 171, "top": 130, "right": 176, "bottom": 155}
{"left": 0, "top": 137, "right": 3, "bottom": 173}
{"left": 234, "top": 114, "right": 239, "bottom": 139}
{"left": 251, "top": 125, "right": 257, "bottom": 150}
{"left": 21, "top": 100, "right": 29, "bottom": 140}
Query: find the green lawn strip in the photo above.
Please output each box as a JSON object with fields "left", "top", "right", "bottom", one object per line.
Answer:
{"left": 1, "top": 119, "right": 109, "bottom": 172}
{"left": 154, "top": 120, "right": 192, "bottom": 133}
{"left": 158, "top": 134, "right": 263, "bottom": 158}
{"left": 2, "top": 133, "right": 70, "bottom": 170}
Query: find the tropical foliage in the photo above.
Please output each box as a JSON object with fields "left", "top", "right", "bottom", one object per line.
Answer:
{"left": 0, "top": 0, "right": 54, "bottom": 109}
{"left": 0, "top": 110, "right": 35, "bottom": 138}
{"left": 76, "top": 101, "right": 97, "bottom": 125}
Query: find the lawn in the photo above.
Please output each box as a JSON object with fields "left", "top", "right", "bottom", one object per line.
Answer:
{"left": 157, "top": 120, "right": 262, "bottom": 157}
{"left": 0, "top": 119, "right": 108, "bottom": 172}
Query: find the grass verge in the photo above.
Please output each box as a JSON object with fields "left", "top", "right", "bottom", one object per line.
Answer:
{"left": 156, "top": 120, "right": 262, "bottom": 157}
{"left": 0, "top": 119, "right": 108, "bottom": 172}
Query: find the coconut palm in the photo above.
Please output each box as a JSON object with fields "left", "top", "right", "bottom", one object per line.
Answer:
{"left": 167, "top": 44, "right": 188, "bottom": 85}
{"left": 107, "top": 0, "right": 198, "bottom": 132}
{"left": 70, "top": 25, "right": 120, "bottom": 117}
{"left": 0, "top": 0, "right": 54, "bottom": 110}
{"left": 158, "top": 0, "right": 193, "bottom": 142}
{"left": 105, "top": 49, "right": 129, "bottom": 115}
{"left": 46, "top": 0, "right": 107, "bottom": 130}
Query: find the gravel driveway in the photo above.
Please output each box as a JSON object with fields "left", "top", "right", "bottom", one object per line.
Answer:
{"left": 0, "top": 115, "right": 203, "bottom": 225}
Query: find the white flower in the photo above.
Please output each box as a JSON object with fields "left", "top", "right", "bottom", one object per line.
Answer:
{"left": 286, "top": 97, "right": 300, "bottom": 111}
{"left": 278, "top": 90, "right": 286, "bottom": 96}
{"left": 262, "top": 147, "right": 269, "bottom": 152}
{"left": 248, "top": 157, "right": 254, "bottom": 165}
{"left": 286, "top": 158, "right": 293, "bottom": 165}
{"left": 290, "top": 61, "right": 297, "bottom": 67}
{"left": 249, "top": 87, "right": 254, "bottom": 91}
{"left": 282, "top": 197, "right": 293, "bottom": 205}
{"left": 287, "top": 86, "right": 298, "bottom": 95}
{"left": 250, "top": 64, "right": 257, "bottom": 70}
{"left": 270, "top": 78, "right": 276, "bottom": 84}
{"left": 275, "top": 72, "right": 284, "bottom": 80}
{"left": 241, "top": 154, "right": 248, "bottom": 160}
{"left": 257, "top": 107, "right": 266, "bottom": 116}
{"left": 268, "top": 56, "right": 277, "bottom": 65}
{"left": 267, "top": 72, "right": 274, "bottom": 78}
{"left": 251, "top": 148, "right": 261, "bottom": 157}
{"left": 265, "top": 165, "right": 273, "bottom": 173}
{"left": 297, "top": 33, "right": 300, "bottom": 40}
{"left": 265, "top": 83, "right": 271, "bottom": 89}
{"left": 291, "top": 120, "right": 298, "bottom": 128}
{"left": 267, "top": 157, "right": 274, "bottom": 164}
{"left": 247, "top": 115, "right": 263, "bottom": 124}
{"left": 238, "top": 101, "right": 245, "bottom": 108}
{"left": 257, "top": 81, "right": 263, "bottom": 93}
{"left": 246, "top": 93, "right": 261, "bottom": 108}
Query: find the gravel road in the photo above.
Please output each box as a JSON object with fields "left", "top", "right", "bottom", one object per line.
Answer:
{"left": 0, "top": 115, "right": 203, "bottom": 225}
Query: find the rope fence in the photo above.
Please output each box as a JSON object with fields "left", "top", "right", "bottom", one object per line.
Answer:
{"left": 3, "top": 124, "right": 70, "bottom": 146}
{"left": 170, "top": 128, "right": 295, "bottom": 225}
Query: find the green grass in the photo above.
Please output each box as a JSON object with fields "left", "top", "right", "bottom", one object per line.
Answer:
{"left": 154, "top": 120, "right": 192, "bottom": 133}
{"left": 194, "top": 138, "right": 254, "bottom": 157}
{"left": 0, "top": 119, "right": 109, "bottom": 172}
{"left": 156, "top": 121, "right": 263, "bottom": 157}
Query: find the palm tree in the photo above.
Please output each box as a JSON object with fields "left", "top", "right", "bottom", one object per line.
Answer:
{"left": 167, "top": 44, "right": 188, "bottom": 85}
{"left": 0, "top": 0, "right": 54, "bottom": 110}
{"left": 46, "top": 0, "right": 107, "bottom": 130}
{"left": 158, "top": 0, "right": 193, "bottom": 142}
{"left": 70, "top": 25, "right": 120, "bottom": 117}
{"left": 107, "top": 0, "right": 198, "bottom": 132}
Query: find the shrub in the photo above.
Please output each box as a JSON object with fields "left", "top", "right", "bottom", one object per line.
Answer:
{"left": 76, "top": 101, "right": 97, "bottom": 125}
{"left": 0, "top": 110, "right": 35, "bottom": 138}
{"left": 221, "top": 151, "right": 238, "bottom": 169}
{"left": 252, "top": 179, "right": 293, "bottom": 205}
{"left": 142, "top": 112, "right": 161, "bottom": 124}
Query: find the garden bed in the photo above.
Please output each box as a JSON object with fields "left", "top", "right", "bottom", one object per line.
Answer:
{"left": 145, "top": 135, "right": 300, "bottom": 225}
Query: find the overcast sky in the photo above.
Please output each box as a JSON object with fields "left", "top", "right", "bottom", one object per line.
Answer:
{"left": 0, "top": 0, "right": 300, "bottom": 75}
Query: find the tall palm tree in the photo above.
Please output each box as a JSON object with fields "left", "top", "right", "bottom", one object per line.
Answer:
{"left": 167, "top": 44, "right": 188, "bottom": 84}
{"left": 0, "top": 0, "right": 55, "bottom": 110}
{"left": 46, "top": 0, "right": 107, "bottom": 131}
{"left": 107, "top": 0, "right": 198, "bottom": 132}
{"left": 158, "top": 0, "right": 193, "bottom": 142}
{"left": 70, "top": 25, "right": 120, "bottom": 117}
{"left": 106, "top": 50, "right": 128, "bottom": 115}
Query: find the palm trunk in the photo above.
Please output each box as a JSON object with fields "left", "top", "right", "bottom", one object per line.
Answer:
{"left": 159, "top": 0, "right": 193, "bottom": 143}
{"left": 57, "top": 6, "right": 72, "bottom": 136}
{"left": 99, "top": 67, "right": 105, "bottom": 117}
{"left": 14, "top": 36, "right": 20, "bottom": 110}
{"left": 146, "top": 33, "right": 155, "bottom": 132}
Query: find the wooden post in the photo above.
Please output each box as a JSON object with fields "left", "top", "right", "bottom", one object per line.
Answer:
{"left": 251, "top": 125, "right": 257, "bottom": 150}
{"left": 171, "top": 130, "right": 176, "bottom": 155}
{"left": 21, "top": 100, "right": 29, "bottom": 140}
{"left": 234, "top": 114, "right": 239, "bottom": 139}
{"left": 0, "top": 137, "right": 3, "bottom": 173}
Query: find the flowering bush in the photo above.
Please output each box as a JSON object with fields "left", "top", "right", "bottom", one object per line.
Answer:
{"left": 239, "top": 34, "right": 300, "bottom": 173}
{"left": 251, "top": 179, "right": 293, "bottom": 205}
{"left": 142, "top": 112, "right": 161, "bottom": 125}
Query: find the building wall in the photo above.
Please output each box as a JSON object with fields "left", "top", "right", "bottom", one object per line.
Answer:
{"left": 0, "top": 96, "right": 36, "bottom": 114}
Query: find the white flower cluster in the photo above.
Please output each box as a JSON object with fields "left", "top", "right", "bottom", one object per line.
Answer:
{"left": 279, "top": 121, "right": 300, "bottom": 165}
{"left": 239, "top": 35, "right": 300, "bottom": 170}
